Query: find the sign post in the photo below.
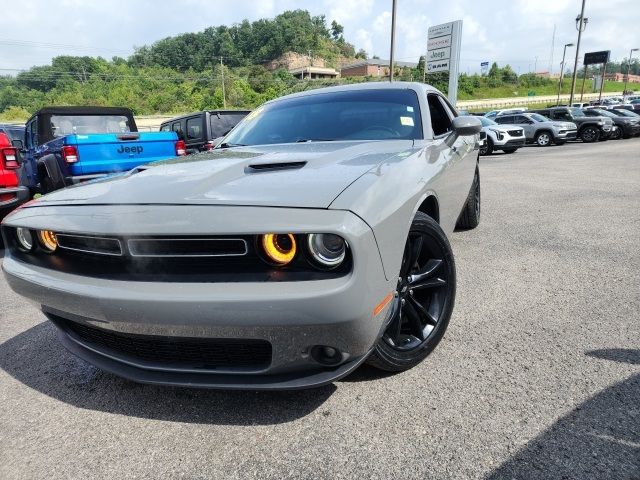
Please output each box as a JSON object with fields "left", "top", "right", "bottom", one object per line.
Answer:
{"left": 426, "top": 20, "right": 463, "bottom": 105}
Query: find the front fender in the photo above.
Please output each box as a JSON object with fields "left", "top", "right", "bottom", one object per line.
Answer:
{"left": 37, "top": 154, "right": 67, "bottom": 191}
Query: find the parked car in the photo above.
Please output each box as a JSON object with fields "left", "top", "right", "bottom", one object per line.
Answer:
{"left": 160, "top": 110, "right": 250, "bottom": 153}
{"left": 531, "top": 107, "right": 614, "bottom": 143}
{"left": 20, "top": 106, "right": 186, "bottom": 194}
{"left": 0, "top": 132, "right": 29, "bottom": 223}
{"left": 2, "top": 82, "right": 483, "bottom": 389}
{"left": 494, "top": 112, "right": 577, "bottom": 146}
{"left": 582, "top": 108, "right": 640, "bottom": 139}
{"left": 477, "top": 116, "right": 526, "bottom": 155}
{"left": 484, "top": 107, "right": 527, "bottom": 120}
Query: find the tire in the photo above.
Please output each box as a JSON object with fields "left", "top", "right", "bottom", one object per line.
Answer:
{"left": 455, "top": 168, "right": 480, "bottom": 230}
{"left": 534, "top": 130, "right": 552, "bottom": 146}
{"left": 580, "top": 126, "right": 600, "bottom": 143}
{"left": 367, "top": 212, "right": 455, "bottom": 372}
{"left": 480, "top": 137, "right": 493, "bottom": 156}
{"left": 501, "top": 148, "right": 517, "bottom": 154}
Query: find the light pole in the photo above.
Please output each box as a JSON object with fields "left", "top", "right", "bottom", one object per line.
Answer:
{"left": 389, "top": 0, "right": 397, "bottom": 82}
{"left": 557, "top": 43, "right": 574, "bottom": 105}
{"left": 569, "top": 0, "right": 588, "bottom": 106}
{"left": 623, "top": 48, "right": 639, "bottom": 100}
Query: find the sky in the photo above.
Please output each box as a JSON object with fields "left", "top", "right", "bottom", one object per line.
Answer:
{"left": 1, "top": 0, "right": 638, "bottom": 75}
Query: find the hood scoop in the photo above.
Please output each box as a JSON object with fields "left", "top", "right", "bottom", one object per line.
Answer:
{"left": 245, "top": 161, "right": 306, "bottom": 173}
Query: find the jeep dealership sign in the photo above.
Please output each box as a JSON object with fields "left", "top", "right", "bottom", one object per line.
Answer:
{"left": 426, "top": 20, "right": 463, "bottom": 105}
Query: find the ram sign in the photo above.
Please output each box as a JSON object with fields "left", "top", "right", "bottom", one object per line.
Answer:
{"left": 583, "top": 50, "right": 610, "bottom": 65}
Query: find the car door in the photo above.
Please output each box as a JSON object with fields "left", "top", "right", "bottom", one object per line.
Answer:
{"left": 425, "top": 93, "right": 474, "bottom": 232}
{"left": 512, "top": 115, "right": 535, "bottom": 139}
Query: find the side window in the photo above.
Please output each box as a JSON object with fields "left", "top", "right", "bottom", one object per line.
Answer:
{"left": 513, "top": 115, "right": 530, "bottom": 124}
{"left": 427, "top": 94, "right": 453, "bottom": 136}
{"left": 27, "top": 120, "right": 37, "bottom": 148}
{"left": 171, "top": 121, "right": 184, "bottom": 140}
{"left": 186, "top": 117, "right": 202, "bottom": 141}
{"left": 495, "top": 116, "right": 514, "bottom": 124}
{"left": 159, "top": 124, "right": 170, "bottom": 132}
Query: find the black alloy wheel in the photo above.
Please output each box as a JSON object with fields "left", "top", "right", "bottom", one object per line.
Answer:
{"left": 480, "top": 137, "right": 494, "bottom": 156}
{"left": 367, "top": 212, "right": 455, "bottom": 372}
{"left": 581, "top": 126, "right": 600, "bottom": 143}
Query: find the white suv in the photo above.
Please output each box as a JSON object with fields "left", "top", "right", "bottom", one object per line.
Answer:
{"left": 477, "top": 116, "right": 526, "bottom": 155}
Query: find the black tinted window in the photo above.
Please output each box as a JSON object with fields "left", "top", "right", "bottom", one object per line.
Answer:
{"left": 427, "top": 94, "right": 452, "bottom": 136}
{"left": 210, "top": 112, "right": 249, "bottom": 138}
{"left": 223, "top": 89, "right": 423, "bottom": 146}
{"left": 495, "top": 116, "right": 514, "bottom": 124}
{"left": 186, "top": 117, "right": 202, "bottom": 140}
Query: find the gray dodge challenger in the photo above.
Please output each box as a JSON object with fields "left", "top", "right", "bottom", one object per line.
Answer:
{"left": 2, "top": 82, "right": 482, "bottom": 389}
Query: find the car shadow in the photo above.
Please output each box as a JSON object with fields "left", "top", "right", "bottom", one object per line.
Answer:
{"left": 486, "top": 348, "right": 640, "bottom": 479}
{"left": 0, "top": 321, "right": 336, "bottom": 426}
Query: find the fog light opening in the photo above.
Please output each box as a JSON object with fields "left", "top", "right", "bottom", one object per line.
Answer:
{"left": 311, "top": 345, "right": 344, "bottom": 366}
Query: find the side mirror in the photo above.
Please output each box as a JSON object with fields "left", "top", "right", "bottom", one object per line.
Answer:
{"left": 11, "top": 139, "right": 23, "bottom": 150}
{"left": 452, "top": 116, "right": 482, "bottom": 136}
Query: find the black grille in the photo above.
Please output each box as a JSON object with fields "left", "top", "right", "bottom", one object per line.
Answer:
{"left": 52, "top": 315, "right": 272, "bottom": 370}
{"left": 507, "top": 129, "right": 523, "bottom": 136}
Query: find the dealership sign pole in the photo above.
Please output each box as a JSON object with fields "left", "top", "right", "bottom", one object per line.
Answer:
{"left": 426, "top": 20, "right": 463, "bottom": 106}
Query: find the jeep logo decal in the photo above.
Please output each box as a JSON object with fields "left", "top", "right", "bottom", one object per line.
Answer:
{"left": 117, "top": 145, "right": 143, "bottom": 154}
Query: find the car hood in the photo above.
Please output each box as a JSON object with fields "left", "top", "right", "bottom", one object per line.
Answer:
{"left": 33, "top": 140, "right": 418, "bottom": 209}
{"left": 482, "top": 124, "right": 522, "bottom": 133}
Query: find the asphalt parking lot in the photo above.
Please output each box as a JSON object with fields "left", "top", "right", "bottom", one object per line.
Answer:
{"left": 1, "top": 139, "right": 639, "bottom": 479}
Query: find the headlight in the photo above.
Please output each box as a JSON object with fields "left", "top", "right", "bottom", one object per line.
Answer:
{"left": 37, "top": 230, "right": 58, "bottom": 253}
{"left": 307, "top": 233, "right": 346, "bottom": 268}
{"left": 261, "top": 233, "right": 296, "bottom": 265}
{"left": 15, "top": 228, "right": 34, "bottom": 252}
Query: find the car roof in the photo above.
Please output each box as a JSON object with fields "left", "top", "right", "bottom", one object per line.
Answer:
{"left": 160, "top": 110, "right": 251, "bottom": 125}
{"left": 28, "top": 106, "right": 133, "bottom": 123}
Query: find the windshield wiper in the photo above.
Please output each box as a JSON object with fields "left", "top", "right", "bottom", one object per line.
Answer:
{"left": 295, "top": 138, "right": 336, "bottom": 143}
{"left": 218, "top": 142, "right": 247, "bottom": 148}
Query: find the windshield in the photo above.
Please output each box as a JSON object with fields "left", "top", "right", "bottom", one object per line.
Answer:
{"left": 591, "top": 109, "right": 616, "bottom": 118}
{"left": 0, "top": 127, "right": 24, "bottom": 141}
{"left": 49, "top": 115, "right": 133, "bottom": 138}
{"left": 221, "top": 89, "right": 423, "bottom": 147}
{"left": 210, "top": 112, "right": 249, "bottom": 137}
{"left": 568, "top": 108, "right": 585, "bottom": 117}
{"left": 612, "top": 109, "right": 639, "bottom": 118}
{"left": 529, "top": 113, "right": 549, "bottom": 122}
{"left": 479, "top": 117, "right": 496, "bottom": 127}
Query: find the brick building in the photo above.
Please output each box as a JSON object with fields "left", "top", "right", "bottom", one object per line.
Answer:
{"left": 341, "top": 59, "right": 418, "bottom": 78}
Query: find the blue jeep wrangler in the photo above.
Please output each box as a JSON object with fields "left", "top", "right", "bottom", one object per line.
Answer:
{"left": 21, "top": 106, "right": 185, "bottom": 193}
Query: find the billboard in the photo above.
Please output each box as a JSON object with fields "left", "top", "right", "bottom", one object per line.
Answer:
{"left": 583, "top": 51, "right": 610, "bottom": 65}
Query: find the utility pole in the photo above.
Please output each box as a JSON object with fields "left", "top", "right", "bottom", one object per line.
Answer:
{"left": 623, "top": 48, "right": 639, "bottom": 100}
{"left": 220, "top": 56, "right": 226, "bottom": 108}
{"left": 569, "top": 0, "right": 588, "bottom": 106}
{"left": 534, "top": 56, "right": 538, "bottom": 73}
{"left": 389, "top": 0, "right": 397, "bottom": 82}
{"left": 557, "top": 43, "right": 574, "bottom": 105}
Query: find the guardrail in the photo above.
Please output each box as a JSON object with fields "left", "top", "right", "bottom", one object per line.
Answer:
{"left": 457, "top": 91, "right": 624, "bottom": 111}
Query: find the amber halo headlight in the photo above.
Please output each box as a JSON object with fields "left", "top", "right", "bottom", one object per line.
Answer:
{"left": 15, "top": 228, "right": 34, "bottom": 252}
{"left": 261, "top": 233, "right": 297, "bottom": 265}
{"left": 307, "top": 233, "right": 346, "bottom": 268}
{"left": 37, "top": 230, "right": 58, "bottom": 253}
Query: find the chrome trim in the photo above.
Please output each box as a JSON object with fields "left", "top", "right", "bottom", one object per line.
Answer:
{"left": 56, "top": 234, "right": 123, "bottom": 257}
{"left": 127, "top": 238, "right": 249, "bottom": 258}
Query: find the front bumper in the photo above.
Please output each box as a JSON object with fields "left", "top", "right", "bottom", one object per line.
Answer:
{"left": 0, "top": 186, "right": 29, "bottom": 216}
{"left": 554, "top": 129, "right": 578, "bottom": 140}
{"left": 2, "top": 205, "right": 395, "bottom": 389}
{"left": 497, "top": 138, "right": 526, "bottom": 148}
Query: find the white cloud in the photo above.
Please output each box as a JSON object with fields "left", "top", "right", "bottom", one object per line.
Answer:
{"left": 0, "top": 0, "right": 637, "bottom": 74}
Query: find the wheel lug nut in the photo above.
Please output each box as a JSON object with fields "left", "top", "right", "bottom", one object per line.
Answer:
{"left": 394, "top": 291, "right": 399, "bottom": 298}
{"left": 401, "top": 299, "right": 406, "bottom": 305}
{"left": 398, "top": 277, "right": 402, "bottom": 283}
{"left": 409, "top": 290, "right": 414, "bottom": 296}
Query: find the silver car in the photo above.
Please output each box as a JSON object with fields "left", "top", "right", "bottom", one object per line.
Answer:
{"left": 1, "top": 83, "right": 482, "bottom": 390}
{"left": 495, "top": 112, "right": 577, "bottom": 146}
